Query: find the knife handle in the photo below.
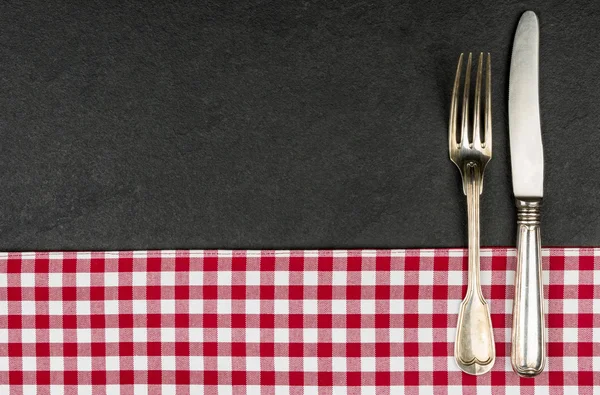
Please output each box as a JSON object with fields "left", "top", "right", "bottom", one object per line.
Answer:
{"left": 511, "top": 198, "right": 545, "bottom": 377}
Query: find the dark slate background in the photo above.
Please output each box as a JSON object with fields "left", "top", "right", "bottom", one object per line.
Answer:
{"left": 0, "top": 1, "right": 598, "bottom": 250}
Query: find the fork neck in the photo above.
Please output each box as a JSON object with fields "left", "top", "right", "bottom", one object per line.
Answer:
{"left": 464, "top": 162, "right": 483, "bottom": 294}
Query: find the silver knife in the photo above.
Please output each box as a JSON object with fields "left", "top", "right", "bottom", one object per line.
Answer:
{"left": 508, "top": 10, "right": 545, "bottom": 377}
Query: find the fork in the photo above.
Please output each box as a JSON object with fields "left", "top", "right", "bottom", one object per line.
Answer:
{"left": 449, "top": 53, "right": 495, "bottom": 375}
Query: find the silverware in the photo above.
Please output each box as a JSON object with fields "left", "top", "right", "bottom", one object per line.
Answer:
{"left": 508, "top": 10, "right": 546, "bottom": 377}
{"left": 449, "top": 52, "right": 495, "bottom": 375}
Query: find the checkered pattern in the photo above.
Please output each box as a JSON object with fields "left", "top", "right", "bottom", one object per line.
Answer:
{"left": 0, "top": 248, "right": 598, "bottom": 394}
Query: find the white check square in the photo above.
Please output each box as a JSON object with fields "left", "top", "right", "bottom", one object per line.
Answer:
{"left": 274, "top": 328, "right": 289, "bottom": 343}
{"left": 447, "top": 356, "right": 460, "bottom": 372}
{"left": 563, "top": 299, "right": 578, "bottom": 314}
{"left": 419, "top": 386, "right": 434, "bottom": 395}
{"left": 390, "top": 356, "right": 404, "bottom": 372}
{"left": 21, "top": 301, "right": 36, "bottom": 315}
{"left": 189, "top": 356, "right": 203, "bottom": 371}
{"left": 21, "top": 328, "right": 36, "bottom": 343}
{"left": 217, "top": 271, "right": 232, "bottom": 285}
{"left": 246, "top": 299, "right": 261, "bottom": 314}
{"left": 50, "top": 357, "right": 64, "bottom": 371}
{"left": 20, "top": 273, "right": 35, "bottom": 287}
{"left": 389, "top": 328, "right": 403, "bottom": 343}
{"left": 189, "top": 327, "right": 202, "bottom": 342}
{"left": 104, "top": 272, "right": 119, "bottom": 286}
{"left": 105, "top": 328, "right": 120, "bottom": 343}
{"left": 448, "top": 271, "right": 463, "bottom": 285}
{"left": 332, "top": 271, "right": 346, "bottom": 285}
{"left": 104, "top": 300, "right": 119, "bottom": 315}
{"left": 217, "top": 327, "right": 232, "bottom": 342}
{"left": 75, "top": 272, "right": 91, "bottom": 287}
{"left": 161, "top": 327, "right": 176, "bottom": 342}
{"left": 303, "top": 300, "right": 318, "bottom": 314}
{"left": 274, "top": 357, "right": 289, "bottom": 371}
{"left": 275, "top": 386, "right": 291, "bottom": 395}
{"left": 216, "top": 356, "right": 232, "bottom": 371}
{"left": 361, "top": 271, "right": 376, "bottom": 285}
{"left": 133, "top": 327, "right": 147, "bottom": 342}
{"left": 303, "top": 357, "right": 318, "bottom": 372}
{"left": 360, "top": 328, "right": 375, "bottom": 342}
{"left": 563, "top": 327, "right": 578, "bottom": 342}
{"left": 361, "top": 357, "right": 376, "bottom": 372}
{"left": 533, "top": 386, "right": 550, "bottom": 395}
{"left": 21, "top": 356, "right": 36, "bottom": 371}
{"left": 50, "top": 385, "right": 66, "bottom": 395}
{"left": 245, "top": 271, "right": 260, "bottom": 286}
{"left": 420, "top": 356, "right": 433, "bottom": 371}
{"left": 49, "top": 328, "right": 63, "bottom": 343}
{"left": 216, "top": 386, "right": 233, "bottom": 395}
{"left": 134, "top": 385, "right": 148, "bottom": 395}
{"left": 49, "top": 273, "right": 63, "bottom": 287}
{"left": 562, "top": 356, "right": 578, "bottom": 371}
{"left": 132, "top": 272, "right": 147, "bottom": 286}
{"left": 189, "top": 299, "right": 203, "bottom": 314}
{"left": 133, "top": 356, "right": 148, "bottom": 370}
{"left": 332, "top": 357, "right": 346, "bottom": 372}
{"left": 389, "top": 271, "right": 404, "bottom": 285}
{"left": 390, "top": 299, "right": 404, "bottom": 314}
{"left": 132, "top": 299, "right": 146, "bottom": 314}
{"left": 303, "top": 387, "right": 319, "bottom": 395}
{"left": 361, "top": 387, "right": 376, "bottom": 395}
{"left": 275, "top": 271, "right": 290, "bottom": 285}
{"left": 480, "top": 270, "right": 492, "bottom": 286}
{"left": 105, "top": 357, "right": 120, "bottom": 371}
{"left": 274, "top": 299, "right": 289, "bottom": 314}
{"left": 246, "top": 328, "right": 261, "bottom": 343}
{"left": 189, "top": 271, "right": 203, "bottom": 285}
{"left": 76, "top": 300, "right": 91, "bottom": 315}
{"left": 419, "top": 270, "right": 434, "bottom": 285}
{"left": 418, "top": 328, "right": 433, "bottom": 343}
{"left": 360, "top": 299, "right": 375, "bottom": 314}
{"left": 162, "top": 355, "right": 176, "bottom": 371}
{"left": 331, "top": 328, "right": 346, "bottom": 343}
{"left": 331, "top": 300, "right": 346, "bottom": 314}
{"left": 77, "top": 328, "right": 92, "bottom": 343}
{"left": 418, "top": 299, "right": 433, "bottom": 314}
{"left": 161, "top": 299, "right": 176, "bottom": 314}
{"left": 246, "top": 357, "right": 261, "bottom": 371}
{"left": 564, "top": 270, "right": 579, "bottom": 285}
{"left": 303, "top": 328, "right": 318, "bottom": 343}
{"left": 78, "top": 357, "right": 92, "bottom": 371}
{"left": 161, "top": 271, "right": 175, "bottom": 285}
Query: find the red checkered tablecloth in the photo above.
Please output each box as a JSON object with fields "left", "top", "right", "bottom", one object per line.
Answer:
{"left": 0, "top": 248, "right": 598, "bottom": 394}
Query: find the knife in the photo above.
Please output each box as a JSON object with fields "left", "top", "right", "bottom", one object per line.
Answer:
{"left": 508, "top": 10, "right": 545, "bottom": 377}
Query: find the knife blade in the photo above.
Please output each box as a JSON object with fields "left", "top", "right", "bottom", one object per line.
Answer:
{"left": 508, "top": 10, "right": 546, "bottom": 378}
{"left": 509, "top": 11, "right": 544, "bottom": 198}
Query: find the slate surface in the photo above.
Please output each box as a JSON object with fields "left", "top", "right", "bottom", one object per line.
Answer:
{"left": 0, "top": 1, "right": 598, "bottom": 250}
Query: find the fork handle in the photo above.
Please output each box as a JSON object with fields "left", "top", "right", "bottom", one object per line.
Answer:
{"left": 511, "top": 198, "right": 545, "bottom": 377}
{"left": 454, "top": 163, "right": 495, "bottom": 375}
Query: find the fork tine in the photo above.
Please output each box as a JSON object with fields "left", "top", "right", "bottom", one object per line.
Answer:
{"left": 449, "top": 53, "right": 463, "bottom": 149}
{"left": 460, "top": 53, "right": 472, "bottom": 148}
{"left": 472, "top": 53, "right": 483, "bottom": 147}
{"left": 484, "top": 53, "right": 492, "bottom": 150}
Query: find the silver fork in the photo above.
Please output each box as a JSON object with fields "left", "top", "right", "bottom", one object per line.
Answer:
{"left": 449, "top": 53, "right": 495, "bottom": 375}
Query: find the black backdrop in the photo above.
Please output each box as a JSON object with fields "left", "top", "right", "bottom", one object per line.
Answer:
{"left": 1, "top": 1, "right": 599, "bottom": 250}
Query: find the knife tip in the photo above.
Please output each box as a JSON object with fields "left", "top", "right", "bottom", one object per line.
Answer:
{"left": 521, "top": 10, "right": 538, "bottom": 21}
